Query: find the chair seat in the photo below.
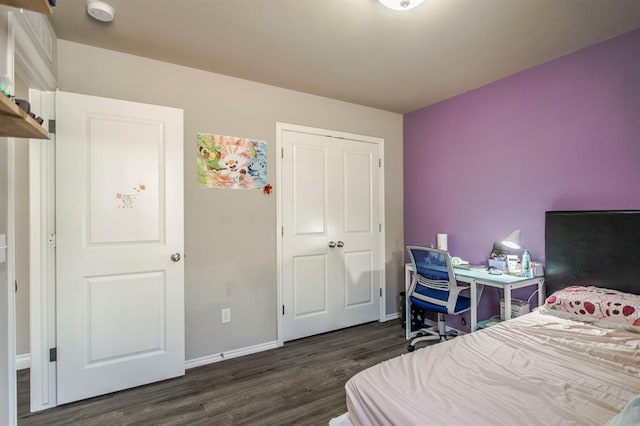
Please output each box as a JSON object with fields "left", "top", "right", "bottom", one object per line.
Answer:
{"left": 410, "top": 291, "right": 471, "bottom": 314}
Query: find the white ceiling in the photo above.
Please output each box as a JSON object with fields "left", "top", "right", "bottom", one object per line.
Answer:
{"left": 49, "top": 0, "right": 640, "bottom": 114}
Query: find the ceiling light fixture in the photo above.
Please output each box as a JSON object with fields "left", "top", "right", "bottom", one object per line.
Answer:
{"left": 86, "top": 0, "right": 116, "bottom": 22}
{"left": 378, "top": 0, "right": 425, "bottom": 11}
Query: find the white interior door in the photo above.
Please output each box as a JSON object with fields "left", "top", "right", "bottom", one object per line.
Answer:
{"left": 55, "top": 91, "right": 184, "bottom": 404}
{"left": 282, "top": 131, "right": 337, "bottom": 341}
{"left": 281, "top": 129, "right": 381, "bottom": 342}
{"left": 335, "top": 139, "right": 381, "bottom": 329}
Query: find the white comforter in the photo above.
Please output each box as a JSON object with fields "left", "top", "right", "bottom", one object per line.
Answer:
{"left": 346, "top": 311, "right": 640, "bottom": 426}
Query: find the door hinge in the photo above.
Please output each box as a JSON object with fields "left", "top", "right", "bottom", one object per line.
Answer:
{"left": 49, "top": 347, "right": 57, "bottom": 362}
{"left": 379, "top": 223, "right": 382, "bottom": 232}
{"left": 282, "top": 305, "right": 285, "bottom": 315}
{"left": 378, "top": 158, "right": 382, "bottom": 168}
{"left": 282, "top": 226, "right": 284, "bottom": 237}
{"left": 281, "top": 147, "right": 284, "bottom": 159}
{"left": 379, "top": 288, "right": 382, "bottom": 297}
{"left": 48, "top": 233, "right": 56, "bottom": 248}
{"left": 48, "top": 119, "right": 56, "bottom": 134}
{"left": 15, "top": 280, "right": 17, "bottom": 293}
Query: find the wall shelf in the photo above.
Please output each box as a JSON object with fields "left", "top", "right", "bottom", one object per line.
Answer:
{"left": 0, "top": 0, "right": 53, "bottom": 15}
{"left": 0, "top": 95, "right": 49, "bottom": 139}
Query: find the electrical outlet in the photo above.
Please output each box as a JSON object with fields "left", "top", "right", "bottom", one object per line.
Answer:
{"left": 221, "top": 308, "right": 231, "bottom": 323}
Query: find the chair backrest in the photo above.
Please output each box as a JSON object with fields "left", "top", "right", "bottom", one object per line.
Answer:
{"left": 406, "top": 246, "right": 466, "bottom": 314}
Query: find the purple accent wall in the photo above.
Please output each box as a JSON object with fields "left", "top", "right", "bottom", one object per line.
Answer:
{"left": 404, "top": 28, "right": 640, "bottom": 326}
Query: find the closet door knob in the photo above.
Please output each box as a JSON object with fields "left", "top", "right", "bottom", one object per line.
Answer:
{"left": 328, "top": 241, "right": 337, "bottom": 248}
{"left": 337, "top": 241, "right": 344, "bottom": 248}
{"left": 170, "top": 252, "right": 182, "bottom": 262}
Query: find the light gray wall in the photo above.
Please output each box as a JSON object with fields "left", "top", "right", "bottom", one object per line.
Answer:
{"left": 14, "top": 75, "right": 29, "bottom": 357}
{"left": 57, "top": 40, "right": 404, "bottom": 360}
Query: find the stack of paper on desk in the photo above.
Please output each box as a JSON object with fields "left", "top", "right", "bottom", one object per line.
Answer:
{"left": 453, "top": 264, "right": 486, "bottom": 271}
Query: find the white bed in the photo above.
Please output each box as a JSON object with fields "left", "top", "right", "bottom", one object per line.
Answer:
{"left": 345, "top": 309, "right": 640, "bottom": 425}
{"left": 338, "top": 211, "right": 640, "bottom": 425}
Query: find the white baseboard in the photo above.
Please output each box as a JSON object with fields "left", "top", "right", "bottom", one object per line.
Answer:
{"left": 185, "top": 340, "right": 279, "bottom": 370}
{"left": 16, "top": 353, "right": 30, "bottom": 370}
{"left": 18, "top": 341, "right": 281, "bottom": 372}
{"left": 383, "top": 312, "right": 400, "bottom": 322}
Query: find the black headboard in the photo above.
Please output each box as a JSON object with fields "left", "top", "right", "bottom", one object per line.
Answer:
{"left": 545, "top": 210, "right": 640, "bottom": 296}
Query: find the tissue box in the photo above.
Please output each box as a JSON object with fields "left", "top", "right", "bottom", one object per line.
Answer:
{"left": 488, "top": 258, "right": 507, "bottom": 272}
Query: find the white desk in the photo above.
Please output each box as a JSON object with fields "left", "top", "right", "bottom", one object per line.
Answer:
{"left": 404, "top": 263, "right": 544, "bottom": 340}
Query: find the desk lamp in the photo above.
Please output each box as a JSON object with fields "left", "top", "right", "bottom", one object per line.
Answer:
{"left": 490, "top": 229, "right": 524, "bottom": 258}
{"left": 501, "top": 230, "right": 522, "bottom": 250}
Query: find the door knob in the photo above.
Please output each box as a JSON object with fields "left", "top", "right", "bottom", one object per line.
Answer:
{"left": 337, "top": 241, "right": 344, "bottom": 248}
{"left": 170, "top": 252, "right": 182, "bottom": 262}
{"left": 328, "top": 241, "right": 336, "bottom": 248}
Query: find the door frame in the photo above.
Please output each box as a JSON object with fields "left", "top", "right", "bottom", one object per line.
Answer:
{"left": 275, "top": 122, "right": 386, "bottom": 347}
{"left": 6, "top": 137, "right": 17, "bottom": 426}
{"left": 27, "top": 90, "right": 56, "bottom": 412}
{"left": 4, "top": 7, "right": 57, "bottom": 422}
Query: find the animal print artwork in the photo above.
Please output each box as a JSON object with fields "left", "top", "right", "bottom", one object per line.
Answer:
{"left": 116, "top": 184, "right": 146, "bottom": 208}
{"left": 197, "top": 133, "right": 267, "bottom": 189}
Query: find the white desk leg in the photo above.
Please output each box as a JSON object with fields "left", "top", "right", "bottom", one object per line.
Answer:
{"left": 405, "top": 265, "right": 411, "bottom": 341}
{"left": 470, "top": 279, "right": 477, "bottom": 332}
{"left": 504, "top": 285, "right": 512, "bottom": 321}
{"left": 538, "top": 279, "right": 545, "bottom": 307}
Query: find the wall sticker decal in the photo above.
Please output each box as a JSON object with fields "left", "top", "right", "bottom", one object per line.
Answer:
{"left": 116, "top": 184, "right": 146, "bottom": 208}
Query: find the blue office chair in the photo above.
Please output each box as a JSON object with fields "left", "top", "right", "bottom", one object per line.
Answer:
{"left": 406, "top": 246, "right": 471, "bottom": 351}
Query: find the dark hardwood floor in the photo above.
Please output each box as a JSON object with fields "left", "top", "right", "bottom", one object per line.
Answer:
{"left": 18, "top": 320, "right": 421, "bottom": 425}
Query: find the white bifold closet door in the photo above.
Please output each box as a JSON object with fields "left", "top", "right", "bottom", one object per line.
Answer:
{"left": 55, "top": 91, "right": 184, "bottom": 404}
{"left": 281, "top": 130, "right": 381, "bottom": 342}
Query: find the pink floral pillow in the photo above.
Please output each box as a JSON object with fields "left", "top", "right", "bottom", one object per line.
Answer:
{"left": 543, "top": 285, "right": 640, "bottom": 328}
